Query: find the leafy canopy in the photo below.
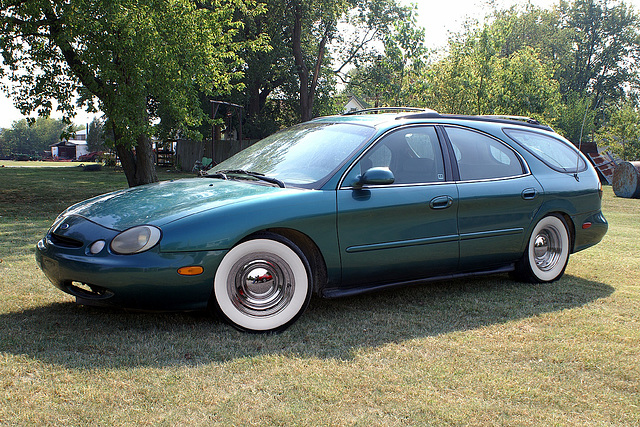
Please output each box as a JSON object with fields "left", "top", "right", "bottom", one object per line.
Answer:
{"left": 0, "top": 0, "right": 266, "bottom": 185}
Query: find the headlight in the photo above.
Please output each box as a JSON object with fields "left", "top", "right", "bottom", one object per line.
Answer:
{"left": 110, "top": 225, "right": 162, "bottom": 255}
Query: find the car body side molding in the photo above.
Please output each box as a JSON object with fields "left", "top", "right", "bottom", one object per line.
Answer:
{"left": 321, "top": 265, "right": 515, "bottom": 298}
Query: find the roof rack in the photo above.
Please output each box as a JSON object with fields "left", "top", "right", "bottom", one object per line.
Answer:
{"left": 396, "top": 111, "right": 553, "bottom": 131}
{"left": 343, "top": 107, "right": 436, "bottom": 116}
{"left": 344, "top": 107, "right": 554, "bottom": 131}
{"left": 480, "top": 115, "right": 541, "bottom": 125}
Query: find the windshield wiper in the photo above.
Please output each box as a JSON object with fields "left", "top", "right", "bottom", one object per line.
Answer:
{"left": 207, "top": 169, "right": 285, "bottom": 188}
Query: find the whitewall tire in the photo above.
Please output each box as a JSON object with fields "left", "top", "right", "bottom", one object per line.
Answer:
{"left": 514, "top": 215, "right": 571, "bottom": 283}
{"left": 213, "top": 235, "right": 311, "bottom": 332}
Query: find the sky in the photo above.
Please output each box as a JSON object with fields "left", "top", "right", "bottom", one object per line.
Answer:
{"left": 1, "top": 0, "right": 639, "bottom": 128}
{"left": 408, "top": 0, "right": 554, "bottom": 49}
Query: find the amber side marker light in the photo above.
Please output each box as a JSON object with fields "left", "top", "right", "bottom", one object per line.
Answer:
{"left": 178, "top": 266, "right": 204, "bottom": 276}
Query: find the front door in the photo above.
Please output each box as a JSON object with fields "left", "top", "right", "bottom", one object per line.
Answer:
{"left": 337, "top": 126, "right": 459, "bottom": 287}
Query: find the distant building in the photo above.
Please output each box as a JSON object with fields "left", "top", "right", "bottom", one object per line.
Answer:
{"left": 50, "top": 129, "right": 89, "bottom": 160}
{"left": 343, "top": 95, "right": 370, "bottom": 114}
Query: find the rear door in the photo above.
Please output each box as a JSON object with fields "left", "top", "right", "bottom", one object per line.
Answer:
{"left": 336, "top": 125, "right": 459, "bottom": 287}
{"left": 443, "top": 126, "right": 543, "bottom": 271}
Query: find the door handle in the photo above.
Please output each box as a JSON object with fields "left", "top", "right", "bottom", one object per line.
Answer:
{"left": 521, "top": 188, "right": 538, "bottom": 200}
{"left": 430, "top": 195, "right": 453, "bottom": 209}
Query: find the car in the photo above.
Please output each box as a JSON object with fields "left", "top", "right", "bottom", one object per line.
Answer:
{"left": 36, "top": 108, "right": 608, "bottom": 332}
{"left": 77, "top": 151, "right": 104, "bottom": 162}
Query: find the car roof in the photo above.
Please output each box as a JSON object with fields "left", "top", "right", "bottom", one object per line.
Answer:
{"left": 311, "top": 108, "right": 555, "bottom": 133}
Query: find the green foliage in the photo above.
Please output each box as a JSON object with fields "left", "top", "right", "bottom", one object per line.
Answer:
{"left": 489, "top": 47, "right": 561, "bottom": 118}
{"left": 550, "top": 94, "right": 597, "bottom": 145}
{"left": 85, "top": 117, "right": 106, "bottom": 153}
{"left": 0, "top": 117, "right": 68, "bottom": 157}
{"left": 402, "top": 0, "right": 640, "bottom": 145}
{"left": 596, "top": 100, "right": 640, "bottom": 160}
{"left": 416, "top": 32, "right": 559, "bottom": 120}
{"left": 0, "top": 0, "right": 264, "bottom": 186}
{"left": 345, "top": 6, "right": 427, "bottom": 108}
{"left": 556, "top": 0, "right": 640, "bottom": 109}
{"left": 229, "top": 0, "right": 415, "bottom": 124}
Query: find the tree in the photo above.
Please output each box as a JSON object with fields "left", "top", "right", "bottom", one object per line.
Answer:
{"left": 85, "top": 117, "right": 106, "bottom": 152}
{"left": 0, "top": 0, "right": 260, "bottom": 186}
{"left": 199, "top": 0, "right": 418, "bottom": 135}
{"left": 416, "top": 20, "right": 561, "bottom": 120}
{"left": 596, "top": 100, "right": 640, "bottom": 160}
{"left": 489, "top": 47, "right": 561, "bottom": 118}
{"left": 344, "top": 8, "right": 427, "bottom": 108}
{"left": 0, "top": 117, "right": 68, "bottom": 157}
{"left": 412, "top": 0, "right": 640, "bottom": 146}
{"left": 556, "top": 0, "right": 640, "bottom": 111}
{"left": 268, "top": 0, "right": 411, "bottom": 122}
{"left": 488, "top": 0, "right": 640, "bottom": 137}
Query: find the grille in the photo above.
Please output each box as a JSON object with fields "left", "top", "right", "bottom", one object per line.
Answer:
{"left": 50, "top": 233, "right": 84, "bottom": 248}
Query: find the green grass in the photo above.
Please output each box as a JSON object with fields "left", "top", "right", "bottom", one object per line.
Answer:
{"left": 1, "top": 166, "right": 638, "bottom": 426}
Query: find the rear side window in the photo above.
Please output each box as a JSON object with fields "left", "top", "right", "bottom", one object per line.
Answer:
{"left": 503, "top": 128, "right": 586, "bottom": 173}
{"left": 445, "top": 127, "right": 525, "bottom": 181}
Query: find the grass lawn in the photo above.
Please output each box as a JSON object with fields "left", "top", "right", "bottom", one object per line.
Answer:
{"left": 0, "top": 165, "right": 638, "bottom": 425}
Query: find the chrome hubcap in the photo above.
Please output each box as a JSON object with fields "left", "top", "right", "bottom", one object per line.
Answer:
{"left": 228, "top": 253, "right": 294, "bottom": 318}
{"left": 533, "top": 226, "right": 562, "bottom": 271}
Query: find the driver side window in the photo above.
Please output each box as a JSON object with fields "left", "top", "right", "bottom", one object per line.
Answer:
{"left": 343, "top": 126, "right": 445, "bottom": 187}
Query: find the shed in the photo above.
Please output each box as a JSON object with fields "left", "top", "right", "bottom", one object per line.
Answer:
{"left": 50, "top": 129, "right": 89, "bottom": 160}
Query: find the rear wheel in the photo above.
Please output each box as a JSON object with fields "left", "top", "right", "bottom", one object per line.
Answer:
{"left": 212, "top": 234, "right": 311, "bottom": 333}
{"left": 512, "top": 215, "right": 570, "bottom": 283}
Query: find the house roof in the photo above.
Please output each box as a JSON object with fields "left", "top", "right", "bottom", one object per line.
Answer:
{"left": 51, "top": 140, "right": 87, "bottom": 147}
{"left": 344, "top": 95, "right": 370, "bottom": 111}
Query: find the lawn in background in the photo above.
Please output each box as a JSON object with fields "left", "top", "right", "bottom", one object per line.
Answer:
{"left": 0, "top": 165, "right": 638, "bottom": 425}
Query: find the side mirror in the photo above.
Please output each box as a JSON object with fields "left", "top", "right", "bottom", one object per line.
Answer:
{"left": 354, "top": 167, "right": 395, "bottom": 188}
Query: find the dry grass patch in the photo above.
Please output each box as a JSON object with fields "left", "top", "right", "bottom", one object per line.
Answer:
{"left": 1, "top": 167, "right": 638, "bottom": 425}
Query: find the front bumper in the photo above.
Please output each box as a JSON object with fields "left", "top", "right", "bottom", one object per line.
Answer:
{"left": 35, "top": 216, "right": 226, "bottom": 311}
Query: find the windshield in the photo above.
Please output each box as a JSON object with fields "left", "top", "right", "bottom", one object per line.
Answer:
{"left": 209, "top": 122, "right": 376, "bottom": 188}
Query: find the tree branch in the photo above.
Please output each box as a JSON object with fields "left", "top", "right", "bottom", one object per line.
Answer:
{"left": 334, "top": 28, "right": 379, "bottom": 75}
{"left": 41, "top": 6, "right": 109, "bottom": 104}
{"left": 193, "top": 1, "right": 215, "bottom": 11}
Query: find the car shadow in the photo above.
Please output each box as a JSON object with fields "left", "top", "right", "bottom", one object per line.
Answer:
{"left": 0, "top": 274, "right": 613, "bottom": 368}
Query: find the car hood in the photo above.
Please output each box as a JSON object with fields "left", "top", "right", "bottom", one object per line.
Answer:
{"left": 62, "top": 178, "right": 298, "bottom": 230}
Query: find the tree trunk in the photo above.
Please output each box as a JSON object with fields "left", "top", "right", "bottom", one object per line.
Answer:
{"left": 114, "top": 129, "right": 158, "bottom": 187}
{"left": 292, "top": 2, "right": 312, "bottom": 122}
{"left": 247, "top": 81, "right": 262, "bottom": 118}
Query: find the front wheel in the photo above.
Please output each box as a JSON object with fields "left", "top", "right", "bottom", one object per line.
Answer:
{"left": 212, "top": 234, "right": 311, "bottom": 333}
{"left": 512, "top": 215, "right": 571, "bottom": 283}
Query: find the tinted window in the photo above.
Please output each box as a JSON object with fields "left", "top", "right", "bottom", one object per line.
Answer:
{"left": 343, "top": 126, "right": 445, "bottom": 187}
{"left": 445, "top": 127, "right": 525, "bottom": 181}
{"left": 503, "top": 128, "right": 586, "bottom": 173}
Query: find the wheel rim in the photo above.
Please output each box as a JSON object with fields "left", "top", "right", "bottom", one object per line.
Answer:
{"left": 227, "top": 253, "right": 295, "bottom": 318}
{"left": 533, "top": 226, "right": 562, "bottom": 272}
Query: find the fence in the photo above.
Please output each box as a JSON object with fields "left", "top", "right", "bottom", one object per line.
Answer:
{"left": 174, "top": 139, "right": 258, "bottom": 172}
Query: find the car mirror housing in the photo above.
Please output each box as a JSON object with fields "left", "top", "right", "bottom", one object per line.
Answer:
{"left": 354, "top": 167, "right": 395, "bottom": 188}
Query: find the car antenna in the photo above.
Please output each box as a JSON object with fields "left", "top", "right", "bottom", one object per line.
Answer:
{"left": 575, "top": 101, "right": 590, "bottom": 182}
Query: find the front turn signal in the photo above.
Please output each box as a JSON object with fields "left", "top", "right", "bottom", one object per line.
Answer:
{"left": 178, "top": 266, "right": 204, "bottom": 276}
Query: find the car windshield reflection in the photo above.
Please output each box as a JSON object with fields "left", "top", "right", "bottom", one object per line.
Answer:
{"left": 209, "top": 122, "right": 375, "bottom": 188}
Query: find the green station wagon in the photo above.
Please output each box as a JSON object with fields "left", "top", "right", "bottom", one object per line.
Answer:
{"left": 36, "top": 109, "right": 608, "bottom": 332}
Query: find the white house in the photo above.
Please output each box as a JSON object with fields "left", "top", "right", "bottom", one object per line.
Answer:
{"left": 343, "top": 95, "right": 370, "bottom": 114}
